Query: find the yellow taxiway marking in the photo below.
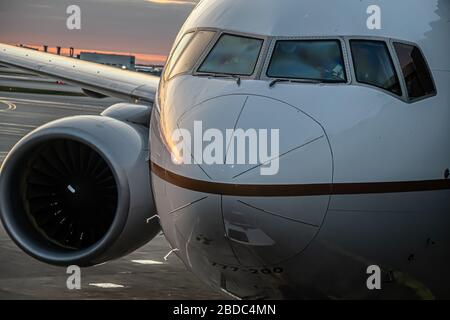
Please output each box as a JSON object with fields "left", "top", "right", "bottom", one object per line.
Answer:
{"left": 0, "top": 96, "right": 104, "bottom": 111}
{"left": 0, "top": 100, "right": 17, "bottom": 112}
{"left": 132, "top": 260, "right": 164, "bottom": 265}
{"left": 88, "top": 283, "right": 125, "bottom": 289}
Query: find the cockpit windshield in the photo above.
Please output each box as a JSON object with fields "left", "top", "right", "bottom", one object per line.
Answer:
{"left": 167, "top": 30, "right": 215, "bottom": 80}
{"left": 198, "top": 34, "right": 263, "bottom": 76}
{"left": 163, "top": 32, "right": 194, "bottom": 80}
{"left": 267, "top": 40, "right": 347, "bottom": 82}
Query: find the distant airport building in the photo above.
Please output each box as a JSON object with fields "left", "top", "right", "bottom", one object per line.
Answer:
{"left": 135, "top": 65, "right": 164, "bottom": 76}
{"left": 79, "top": 52, "right": 136, "bottom": 71}
{"left": 19, "top": 44, "right": 39, "bottom": 51}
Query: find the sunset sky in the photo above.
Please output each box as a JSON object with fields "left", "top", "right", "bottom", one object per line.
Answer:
{"left": 0, "top": 0, "right": 199, "bottom": 64}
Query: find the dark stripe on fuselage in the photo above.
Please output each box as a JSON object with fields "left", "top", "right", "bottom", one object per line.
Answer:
{"left": 150, "top": 161, "right": 450, "bottom": 197}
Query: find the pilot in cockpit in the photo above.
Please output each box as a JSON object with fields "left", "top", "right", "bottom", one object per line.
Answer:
{"left": 268, "top": 40, "right": 346, "bottom": 82}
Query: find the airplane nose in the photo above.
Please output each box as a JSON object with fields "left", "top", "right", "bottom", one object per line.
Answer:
{"left": 151, "top": 94, "right": 333, "bottom": 270}
{"left": 177, "top": 94, "right": 331, "bottom": 182}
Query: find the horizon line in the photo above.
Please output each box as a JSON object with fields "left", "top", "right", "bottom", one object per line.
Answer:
{"left": 6, "top": 42, "right": 168, "bottom": 65}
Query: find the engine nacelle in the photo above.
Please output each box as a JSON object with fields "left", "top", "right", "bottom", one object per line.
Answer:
{"left": 0, "top": 104, "right": 160, "bottom": 266}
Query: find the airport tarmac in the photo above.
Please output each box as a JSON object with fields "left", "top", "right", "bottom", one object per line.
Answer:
{"left": 0, "top": 85, "right": 225, "bottom": 299}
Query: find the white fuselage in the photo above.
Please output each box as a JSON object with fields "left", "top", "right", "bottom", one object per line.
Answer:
{"left": 150, "top": 0, "right": 450, "bottom": 298}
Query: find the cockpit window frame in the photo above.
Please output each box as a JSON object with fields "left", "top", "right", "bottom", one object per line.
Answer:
{"left": 193, "top": 29, "right": 270, "bottom": 80}
{"left": 348, "top": 37, "right": 405, "bottom": 100}
{"left": 163, "top": 30, "right": 436, "bottom": 104}
{"left": 389, "top": 38, "right": 437, "bottom": 103}
{"left": 261, "top": 36, "right": 352, "bottom": 86}
{"left": 163, "top": 31, "right": 195, "bottom": 81}
{"left": 164, "top": 28, "right": 219, "bottom": 82}
{"left": 345, "top": 36, "right": 407, "bottom": 101}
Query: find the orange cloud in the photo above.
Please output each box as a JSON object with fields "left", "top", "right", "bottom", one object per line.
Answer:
{"left": 24, "top": 45, "right": 167, "bottom": 65}
{"left": 146, "top": 0, "right": 197, "bottom": 5}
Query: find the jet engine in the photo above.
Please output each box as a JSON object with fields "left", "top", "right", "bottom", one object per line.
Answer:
{"left": 0, "top": 103, "right": 160, "bottom": 266}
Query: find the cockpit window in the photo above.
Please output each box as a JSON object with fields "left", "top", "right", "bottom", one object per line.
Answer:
{"left": 168, "top": 30, "right": 215, "bottom": 79}
{"left": 350, "top": 40, "right": 402, "bottom": 96}
{"left": 198, "top": 34, "right": 263, "bottom": 76}
{"left": 393, "top": 42, "right": 436, "bottom": 100}
{"left": 267, "top": 40, "right": 347, "bottom": 82}
{"left": 163, "top": 32, "right": 194, "bottom": 80}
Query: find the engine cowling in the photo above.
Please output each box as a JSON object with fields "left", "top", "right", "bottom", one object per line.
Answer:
{"left": 0, "top": 103, "right": 160, "bottom": 266}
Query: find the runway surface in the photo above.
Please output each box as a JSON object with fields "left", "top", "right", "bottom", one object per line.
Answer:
{"left": 0, "top": 86, "right": 225, "bottom": 299}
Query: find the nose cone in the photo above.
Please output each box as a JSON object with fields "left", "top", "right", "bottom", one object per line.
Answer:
{"left": 177, "top": 94, "right": 331, "bottom": 183}
{"left": 151, "top": 94, "right": 333, "bottom": 293}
